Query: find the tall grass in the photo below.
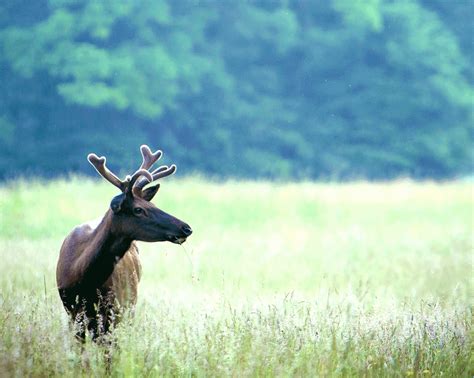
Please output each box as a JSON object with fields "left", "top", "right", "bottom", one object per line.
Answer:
{"left": 0, "top": 178, "right": 472, "bottom": 376}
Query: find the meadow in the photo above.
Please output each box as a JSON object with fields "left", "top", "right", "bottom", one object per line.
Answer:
{"left": 0, "top": 178, "right": 472, "bottom": 376}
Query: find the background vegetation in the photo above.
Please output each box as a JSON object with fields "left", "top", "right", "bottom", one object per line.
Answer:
{"left": 0, "top": 0, "right": 473, "bottom": 180}
{"left": 0, "top": 1, "right": 472, "bottom": 376}
{"left": 0, "top": 179, "right": 472, "bottom": 376}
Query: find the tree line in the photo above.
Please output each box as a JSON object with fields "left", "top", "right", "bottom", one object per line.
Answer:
{"left": 0, "top": 0, "right": 472, "bottom": 180}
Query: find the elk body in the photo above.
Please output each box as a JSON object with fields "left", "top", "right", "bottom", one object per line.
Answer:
{"left": 56, "top": 145, "right": 192, "bottom": 340}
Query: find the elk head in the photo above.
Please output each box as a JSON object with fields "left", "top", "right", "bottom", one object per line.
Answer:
{"left": 87, "top": 145, "right": 192, "bottom": 244}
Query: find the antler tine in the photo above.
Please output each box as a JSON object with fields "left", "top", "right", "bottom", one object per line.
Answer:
{"left": 87, "top": 153, "right": 125, "bottom": 191}
{"left": 140, "top": 145, "right": 162, "bottom": 171}
{"left": 133, "top": 165, "right": 168, "bottom": 191}
{"left": 132, "top": 165, "right": 176, "bottom": 196}
{"left": 127, "top": 169, "right": 153, "bottom": 190}
{"left": 151, "top": 164, "right": 177, "bottom": 181}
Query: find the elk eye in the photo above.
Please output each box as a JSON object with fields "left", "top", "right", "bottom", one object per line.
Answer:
{"left": 133, "top": 207, "right": 144, "bottom": 216}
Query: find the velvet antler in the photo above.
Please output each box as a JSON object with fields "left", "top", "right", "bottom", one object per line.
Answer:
{"left": 87, "top": 153, "right": 152, "bottom": 192}
{"left": 132, "top": 145, "right": 177, "bottom": 197}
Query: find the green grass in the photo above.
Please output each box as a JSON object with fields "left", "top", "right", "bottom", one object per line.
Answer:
{"left": 0, "top": 178, "right": 472, "bottom": 376}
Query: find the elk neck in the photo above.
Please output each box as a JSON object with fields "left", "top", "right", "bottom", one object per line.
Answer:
{"left": 76, "top": 209, "right": 133, "bottom": 290}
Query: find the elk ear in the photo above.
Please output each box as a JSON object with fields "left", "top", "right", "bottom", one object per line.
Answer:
{"left": 141, "top": 184, "right": 160, "bottom": 202}
{"left": 110, "top": 194, "right": 126, "bottom": 214}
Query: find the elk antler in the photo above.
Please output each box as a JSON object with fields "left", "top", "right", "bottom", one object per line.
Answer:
{"left": 88, "top": 154, "right": 125, "bottom": 191}
{"left": 132, "top": 145, "right": 177, "bottom": 197}
{"left": 88, "top": 145, "right": 174, "bottom": 197}
{"left": 125, "top": 169, "right": 153, "bottom": 189}
{"left": 139, "top": 145, "right": 163, "bottom": 170}
{"left": 87, "top": 153, "right": 152, "bottom": 192}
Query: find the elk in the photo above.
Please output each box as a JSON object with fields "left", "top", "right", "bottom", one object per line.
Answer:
{"left": 56, "top": 145, "right": 192, "bottom": 340}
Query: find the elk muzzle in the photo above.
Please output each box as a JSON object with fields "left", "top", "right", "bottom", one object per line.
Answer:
{"left": 170, "top": 224, "right": 193, "bottom": 244}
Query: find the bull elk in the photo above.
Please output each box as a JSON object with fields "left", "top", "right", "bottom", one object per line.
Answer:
{"left": 56, "top": 145, "right": 192, "bottom": 340}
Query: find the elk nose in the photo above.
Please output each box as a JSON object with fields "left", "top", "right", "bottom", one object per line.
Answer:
{"left": 181, "top": 225, "right": 193, "bottom": 236}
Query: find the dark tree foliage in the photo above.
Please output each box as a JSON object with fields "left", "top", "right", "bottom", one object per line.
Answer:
{"left": 0, "top": 0, "right": 472, "bottom": 180}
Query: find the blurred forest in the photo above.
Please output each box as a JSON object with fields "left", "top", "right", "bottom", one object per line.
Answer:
{"left": 0, "top": 0, "right": 472, "bottom": 180}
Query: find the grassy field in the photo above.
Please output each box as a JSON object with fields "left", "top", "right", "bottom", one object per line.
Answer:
{"left": 0, "top": 178, "right": 472, "bottom": 376}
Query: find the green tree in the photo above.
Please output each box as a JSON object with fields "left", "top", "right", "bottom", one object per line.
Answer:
{"left": 0, "top": 0, "right": 472, "bottom": 179}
